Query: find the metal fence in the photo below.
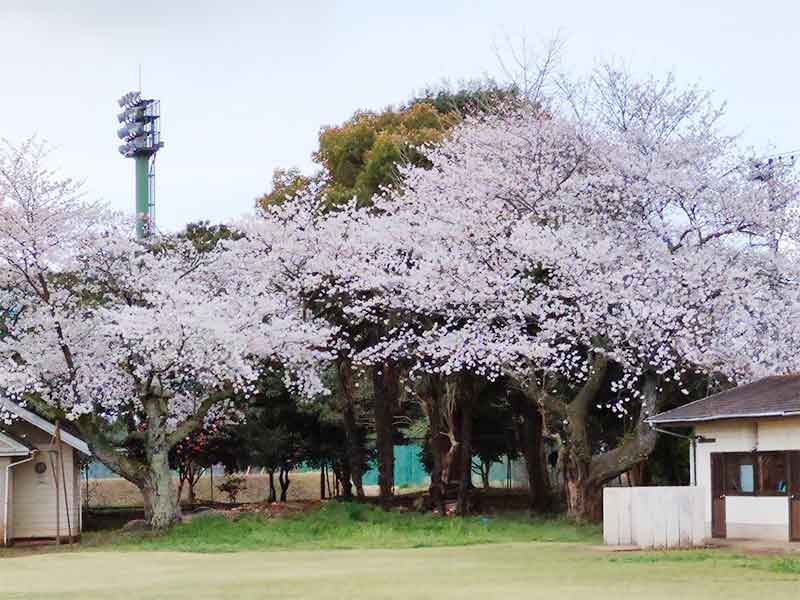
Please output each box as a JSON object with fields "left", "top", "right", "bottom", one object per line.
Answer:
{"left": 85, "top": 443, "right": 531, "bottom": 488}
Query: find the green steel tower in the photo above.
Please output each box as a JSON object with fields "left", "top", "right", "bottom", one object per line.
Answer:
{"left": 116, "top": 91, "right": 164, "bottom": 239}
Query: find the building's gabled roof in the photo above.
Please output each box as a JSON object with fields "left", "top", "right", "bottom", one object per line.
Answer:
{"left": 0, "top": 398, "right": 91, "bottom": 455}
{"left": 0, "top": 429, "right": 36, "bottom": 456}
{"left": 647, "top": 374, "right": 800, "bottom": 426}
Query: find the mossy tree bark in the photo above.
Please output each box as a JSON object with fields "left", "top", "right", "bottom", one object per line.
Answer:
{"left": 518, "top": 354, "right": 662, "bottom": 523}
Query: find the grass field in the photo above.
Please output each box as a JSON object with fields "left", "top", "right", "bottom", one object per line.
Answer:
{"left": 3, "top": 543, "right": 800, "bottom": 599}
{"left": 83, "top": 503, "right": 601, "bottom": 552}
{"left": 2, "top": 506, "right": 800, "bottom": 598}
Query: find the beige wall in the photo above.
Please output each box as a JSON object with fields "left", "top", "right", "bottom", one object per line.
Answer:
{"left": 694, "top": 417, "right": 800, "bottom": 540}
{"left": 10, "top": 443, "right": 81, "bottom": 540}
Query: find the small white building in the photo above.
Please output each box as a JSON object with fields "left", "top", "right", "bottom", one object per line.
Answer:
{"left": 649, "top": 375, "right": 800, "bottom": 542}
{"left": 0, "top": 401, "right": 90, "bottom": 546}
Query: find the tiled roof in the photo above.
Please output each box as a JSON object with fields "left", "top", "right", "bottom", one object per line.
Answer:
{"left": 647, "top": 374, "right": 800, "bottom": 425}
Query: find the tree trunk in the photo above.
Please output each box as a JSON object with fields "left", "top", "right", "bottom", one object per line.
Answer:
{"left": 564, "top": 451, "right": 602, "bottom": 521}
{"left": 587, "top": 374, "right": 661, "bottom": 490}
{"left": 372, "top": 363, "right": 398, "bottom": 509}
{"left": 176, "top": 473, "right": 187, "bottom": 509}
{"left": 142, "top": 401, "right": 181, "bottom": 530}
{"left": 70, "top": 392, "right": 223, "bottom": 527}
{"left": 441, "top": 378, "right": 462, "bottom": 493}
{"left": 339, "top": 456, "right": 353, "bottom": 499}
{"left": 420, "top": 375, "right": 448, "bottom": 515}
{"left": 142, "top": 447, "right": 181, "bottom": 529}
{"left": 479, "top": 459, "right": 491, "bottom": 490}
{"left": 338, "top": 359, "right": 365, "bottom": 499}
{"left": 456, "top": 388, "right": 473, "bottom": 516}
{"left": 561, "top": 369, "right": 661, "bottom": 523}
{"left": 267, "top": 469, "right": 277, "bottom": 503}
{"left": 429, "top": 436, "right": 448, "bottom": 515}
{"left": 187, "top": 478, "right": 197, "bottom": 506}
{"left": 627, "top": 461, "right": 649, "bottom": 486}
{"left": 510, "top": 392, "right": 553, "bottom": 512}
{"left": 279, "top": 467, "right": 290, "bottom": 502}
{"left": 320, "top": 464, "right": 326, "bottom": 500}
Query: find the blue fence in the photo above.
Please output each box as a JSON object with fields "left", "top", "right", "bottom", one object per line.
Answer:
{"left": 362, "top": 444, "right": 520, "bottom": 488}
{"left": 85, "top": 443, "right": 522, "bottom": 487}
{"left": 84, "top": 461, "right": 227, "bottom": 479}
{"left": 362, "top": 444, "right": 429, "bottom": 487}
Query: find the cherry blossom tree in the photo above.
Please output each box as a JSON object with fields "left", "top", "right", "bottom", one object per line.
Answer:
{"left": 385, "top": 69, "right": 800, "bottom": 519}
{"left": 5, "top": 64, "right": 795, "bottom": 527}
{"left": 260, "top": 66, "right": 800, "bottom": 519}
{"left": 0, "top": 139, "right": 333, "bottom": 528}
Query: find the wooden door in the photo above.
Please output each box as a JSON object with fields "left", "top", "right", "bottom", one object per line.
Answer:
{"left": 789, "top": 452, "right": 800, "bottom": 542}
{"left": 711, "top": 453, "right": 726, "bottom": 538}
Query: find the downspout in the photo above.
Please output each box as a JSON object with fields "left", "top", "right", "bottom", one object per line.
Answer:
{"left": 3, "top": 451, "right": 36, "bottom": 546}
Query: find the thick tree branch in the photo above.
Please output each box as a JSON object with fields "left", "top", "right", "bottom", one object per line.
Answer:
{"left": 166, "top": 385, "right": 233, "bottom": 448}
{"left": 589, "top": 373, "right": 660, "bottom": 484}
{"left": 74, "top": 414, "right": 147, "bottom": 485}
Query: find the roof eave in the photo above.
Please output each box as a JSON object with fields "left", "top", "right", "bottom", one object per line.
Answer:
{"left": 647, "top": 410, "right": 800, "bottom": 426}
{"left": 0, "top": 429, "right": 36, "bottom": 456}
{"left": 0, "top": 400, "right": 91, "bottom": 456}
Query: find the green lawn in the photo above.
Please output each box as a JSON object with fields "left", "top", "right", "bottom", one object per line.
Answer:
{"left": 2, "top": 505, "right": 799, "bottom": 599}
{"left": 2, "top": 543, "right": 800, "bottom": 599}
{"left": 82, "top": 503, "right": 600, "bottom": 552}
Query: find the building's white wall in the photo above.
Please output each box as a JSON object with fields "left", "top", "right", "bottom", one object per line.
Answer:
{"left": 726, "top": 496, "right": 790, "bottom": 525}
{"left": 726, "top": 497, "right": 789, "bottom": 540}
{"left": 695, "top": 420, "right": 756, "bottom": 537}
{"left": 11, "top": 443, "right": 80, "bottom": 540}
{"left": 753, "top": 418, "right": 800, "bottom": 451}
{"left": 694, "top": 417, "right": 800, "bottom": 540}
{"left": 604, "top": 486, "right": 705, "bottom": 548}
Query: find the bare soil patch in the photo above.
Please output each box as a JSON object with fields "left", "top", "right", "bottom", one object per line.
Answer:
{"left": 86, "top": 470, "right": 323, "bottom": 508}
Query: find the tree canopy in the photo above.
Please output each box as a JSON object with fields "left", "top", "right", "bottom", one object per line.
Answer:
{"left": 258, "top": 82, "right": 521, "bottom": 211}
{"left": 4, "top": 64, "right": 800, "bottom": 526}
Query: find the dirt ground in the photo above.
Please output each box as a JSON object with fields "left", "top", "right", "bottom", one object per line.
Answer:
{"left": 1, "top": 543, "right": 798, "bottom": 600}
{"left": 85, "top": 471, "right": 330, "bottom": 508}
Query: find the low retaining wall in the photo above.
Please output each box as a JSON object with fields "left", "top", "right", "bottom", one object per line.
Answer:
{"left": 603, "top": 486, "right": 706, "bottom": 549}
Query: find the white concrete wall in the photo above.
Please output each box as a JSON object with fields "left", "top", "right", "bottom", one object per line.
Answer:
{"left": 694, "top": 417, "right": 800, "bottom": 540}
{"left": 726, "top": 496, "right": 789, "bottom": 540}
{"left": 603, "top": 486, "right": 705, "bottom": 548}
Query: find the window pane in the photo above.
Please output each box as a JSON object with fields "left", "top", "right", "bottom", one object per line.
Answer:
{"left": 725, "top": 455, "right": 756, "bottom": 494}
{"left": 758, "top": 454, "right": 788, "bottom": 494}
{"left": 740, "top": 464, "right": 755, "bottom": 493}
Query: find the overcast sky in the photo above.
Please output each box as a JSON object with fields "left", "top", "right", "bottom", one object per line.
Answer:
{"left": 2, "top": 1, "right": 799, "bottom": 230}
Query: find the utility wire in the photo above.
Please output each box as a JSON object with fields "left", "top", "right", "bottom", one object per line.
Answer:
{"left": 753, "top": 148, "right": 800, "bottom": 162}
